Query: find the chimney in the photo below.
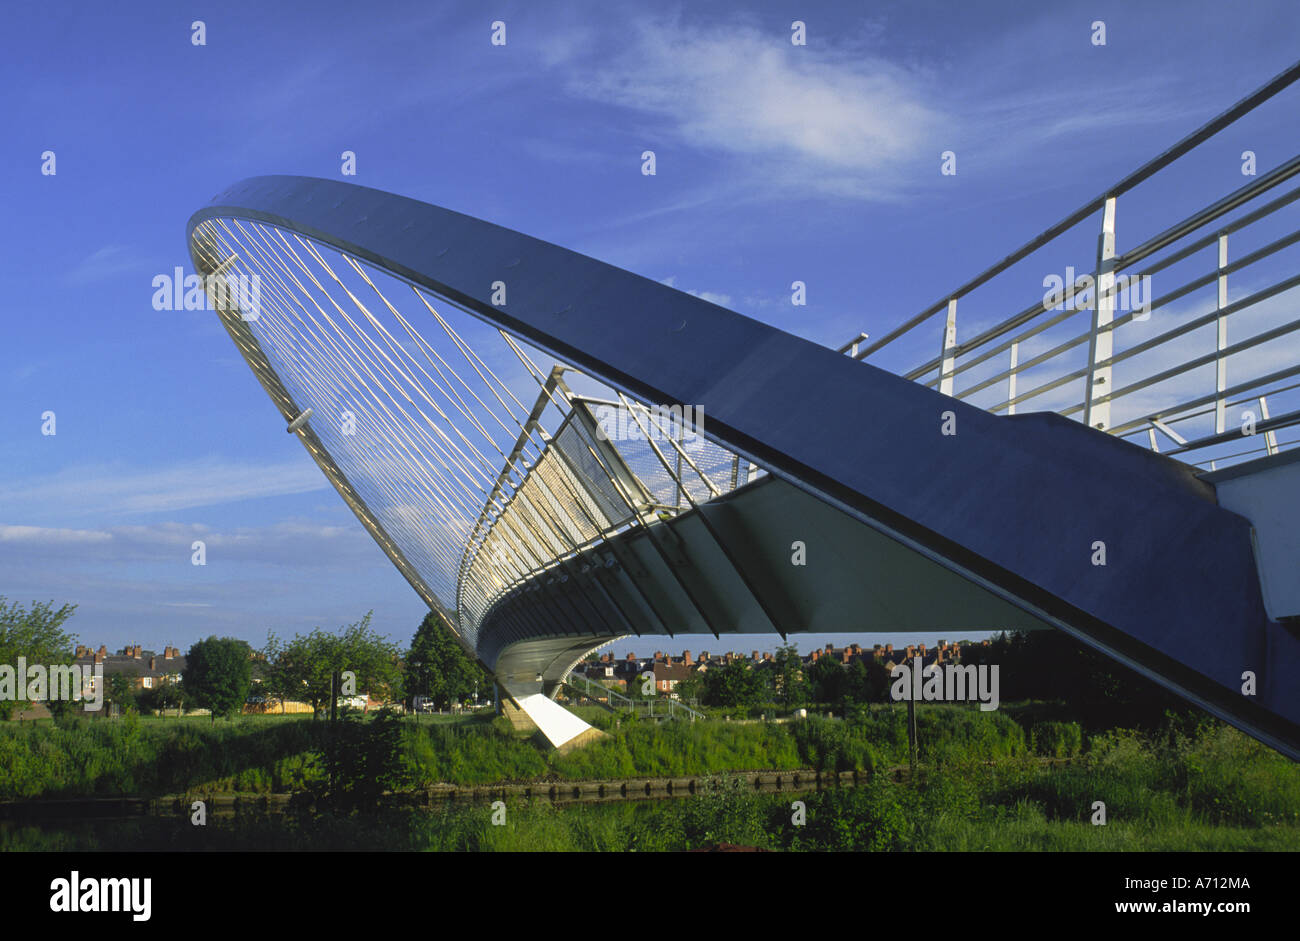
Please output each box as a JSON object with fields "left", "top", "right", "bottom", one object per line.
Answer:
{"left": 885, "top": 644, "right": 893, "bottom": 654}
{"left": 133, "top": 644, "right": 142, "bottom": 658}
{"left": 811, "top": 649, "right": 820, "bottom": 661}
{"left": 751, "top": 650, "right": 758, "bottom": 661}
{"left": 682, "top": 651, "right": 692, "bottom": 665}
{"left": 149, "top": 656, "right": 157, "bottom": 670}
{"left": 626, "top": 652, "right": 636, "bottom": 661}
{"left": 825, "top": 642, "right": 834, "bottom": 651}
{"left": 98, "top": 644, "right": 108, "bottom": 658}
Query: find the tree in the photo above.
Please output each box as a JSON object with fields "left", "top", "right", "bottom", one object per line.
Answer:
{"left": 138, "top": 679, "right": 185, "bottom": 716}
{"left": 0, "top": 597, "right": 78, "bottom": 720}
{"left": 770, "top": 644, "right": 809, "bottom": 707}
{"left": 405, "top": 612, "right": 485, "bottom": 710}
{"left": 156, "top": 679, "right": 186, "bottom": 716}
{"left": 674, "top": 671, "right": 704, "bottom": 704}
{"left": 262, "top": 613, "right": 403, "bottom": 719}
{"left": 808, "top": 655, "right": 847, "bottom": 704}
{"left": 107, "top": 671, "right": 139, "bottom": 712}
{"left": 183, "top": 636, "right": 253, "bottom": 723}
{"left": 844, "top": 657, "right": 892, "bottom": 704}
{"left": 701, "top": 661, "right": 771, "bottom": 709}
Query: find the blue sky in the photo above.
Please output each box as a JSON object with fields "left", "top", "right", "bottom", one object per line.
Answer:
{"left": 2, "top": 0, "right": 1298, "bottom": 658}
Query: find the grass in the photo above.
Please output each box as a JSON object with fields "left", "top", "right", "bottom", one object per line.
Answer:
{"left": 4, "top": 776, "right": 1296, "bottom": 851}
{"left": 2, "top": 703, "right": 1298, "bottom": 852}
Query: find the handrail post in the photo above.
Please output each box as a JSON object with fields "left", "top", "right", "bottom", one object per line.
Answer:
{"left": 1007, "top": 341, "right": 1019, "bottom": 416}
{"left": 1084, "top": 196, "right": 1118, "bottom": 430}
{"left": 1215, "top": 233, "right": 1230, "bottom": 434}
{"left": 1258, "top": 395, "right": 1280, "bottom": 456}
{"left": 938, "top": 298, "right": 958, "bottom": 396}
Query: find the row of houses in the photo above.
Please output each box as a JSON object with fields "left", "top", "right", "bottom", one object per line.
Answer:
{"left": 575, "top": 639, "right": 992, "bottom": 697}
{"left": 67, "top": 644, "right": 340, "bottom": 715}
{"left": 72, "top": 644, "right": 186, "bottom": 692}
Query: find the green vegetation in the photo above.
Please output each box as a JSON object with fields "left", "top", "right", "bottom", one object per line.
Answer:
{"left": 0, "top": 601, "right": 1294, "bottom": 851}
{"left": 404, "top": 612, "right": 486, "bottom": 710}
{"left": 0, "top": 702, "right": 1296, "bottom": 851}
{"left": 3, "top": 725, "right": 1297, "bottom": 851}
{"left": 675, "top": 647, "right": 893, "bottom": 710}
{"left": 0, "top": 597, "right": 77, "bottom": 720}
{"left": 261, "top": 613, "right": 403, "bottom": 717}
{"left": 183, "top": 636, "right": 253, "bottom": 722}
{"left": 137, "top": 678, "right": 186, "bottom": 716}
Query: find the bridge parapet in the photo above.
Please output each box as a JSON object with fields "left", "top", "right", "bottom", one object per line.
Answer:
{"left": 841, "top": 61, "right": 1300, "bottom": 474}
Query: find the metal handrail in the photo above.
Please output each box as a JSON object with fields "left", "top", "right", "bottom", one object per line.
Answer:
{"left": 837, "top": 59, "right": 1300, "bottom": 470}
{"left": 850, "top": 59, "right": 1300, "bottom": 363}
{"left": 458, "top": 393, "right": 750, "bottom": 644}
{"left": 562, "top": 671, "right": 704, "bottom": 720}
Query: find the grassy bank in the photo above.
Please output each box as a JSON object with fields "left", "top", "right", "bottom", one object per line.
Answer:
{"left": 0, "top": 705, "right": 1031, "bottom": 799}
{"left": 1, "top": 704, "right": 1297, "bottom": 853}
{"left": 4, "top": 745, "right": 1297, "bottom": 851}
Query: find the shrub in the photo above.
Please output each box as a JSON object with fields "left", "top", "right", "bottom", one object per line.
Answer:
{"left": 1030, "top": 721, "right": 1083, "bottom": 758}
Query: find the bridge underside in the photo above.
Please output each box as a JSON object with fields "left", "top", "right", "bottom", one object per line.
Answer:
{"left": 489, "top": 473, "right": 1049, "bottom": 699}
{"left": 489, "top": 432, "right": 1300, "bottom": 764}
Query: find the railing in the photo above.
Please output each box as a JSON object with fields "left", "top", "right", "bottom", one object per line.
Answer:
{"left": 561, "top": 671, "right": 704, "bottom": 721}
{"left": 455, "top": 376, "right": 757, "bottom": 644}
{"left": 839, "top": 60, "right": 1300, "bottom": 472}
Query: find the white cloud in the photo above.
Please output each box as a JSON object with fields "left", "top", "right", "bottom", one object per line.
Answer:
{"left": 0, "top": 457, "right": 330, "bottom": 520}
{"left": 552, "top": 18, "right": 946, "bottom": 200}
{"left": 0, "top": 519, "right": 381, "bottom": 567}
{"left": 0, "top": 525, "right": 112, "bottom": 545}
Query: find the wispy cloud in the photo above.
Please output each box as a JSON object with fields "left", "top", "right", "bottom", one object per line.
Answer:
{"left": 67, "top": 245, "right": 147, "bottom": 284}
{"left": 0, "top": 457, "right": 330, "bottom": 521}
{"left": 0, "top": 519, "right": 380, "bottom": 567}
{"left": 533, "top": 10, "right": 1225, "bottom": 218}
{"left": 549, "top": 17, "right": 946, "bottom": 201}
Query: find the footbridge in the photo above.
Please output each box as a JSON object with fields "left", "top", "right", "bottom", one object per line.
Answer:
{"left": 189, "top": 61, "right": 1300, "bottom": 758}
